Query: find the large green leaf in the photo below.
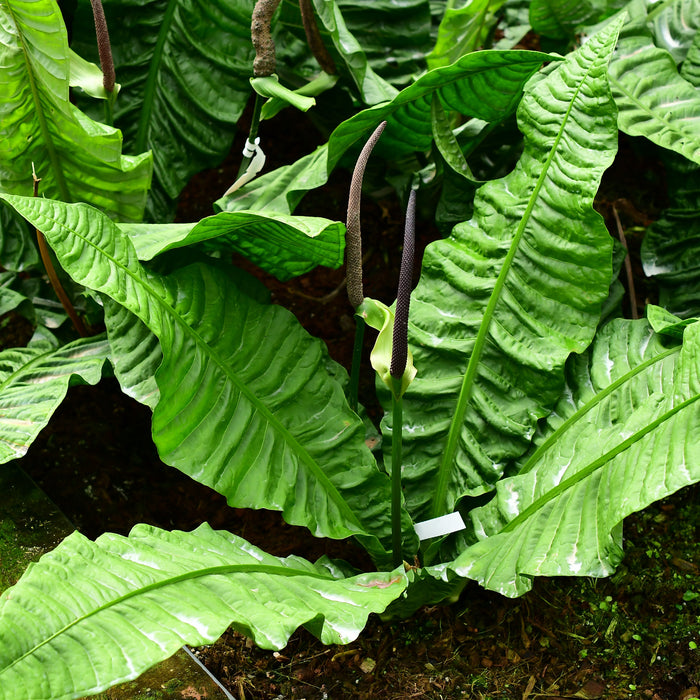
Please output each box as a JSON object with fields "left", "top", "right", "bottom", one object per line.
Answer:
{"left": 389, "top": 19, "right": 621, "bottom": 525}
{"left": 0, "top": 332, "right": 109, "bottom": 464}
{"left": 0, "top": 523, "right": 407, "bottom": 699}
{"left": 529, "top": 0, "right": 600, "bottom": 39}
{"left": 608, "top": 18, "right": 700, "bottom": 165}
{"left": 0, "top": 194, "right": 414, "bottom": 561}
{"left": 0, "top": 203, "right": 38, "bottom": 273}
{"left": 443, "top": 318, "right": 699, "bottom": 596}
{"left": 217, "top": 49, "right": 550, "bottom": 214}
{"left": 72, "top": 0, "right": 255, "bottom": 221}
{"left": 647, "top": 0, "right": 700, "bottom": 64}
{"left": 120, "top": 210, "right": 345, "bottom": 281}
{"left": 0, "top": 0, "right": 152, "bottom": 222}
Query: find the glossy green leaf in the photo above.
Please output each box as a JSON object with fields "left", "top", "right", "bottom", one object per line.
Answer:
{"left": 529, "top": 0, "right": 599, "bottom": 39}
{"left": 0, "top": 333, "right": 109, "bottom": 463}
{"left": 251, "top": 75, "right": 316, "bottom": 113}
{"left": 0, "top": 194, "right": 415, "bottom": 561}
{"left": 72, "top": 0, "right": 255, "bottom": 221}
{"left": 445, "top": 318, "right": 698, "bottom": 596}
{"left": 427, "top": 0, "right": 506, "bottom": 69}
{"left": 389, "top": 19, "right": 621, "bottom": 524}
{"left": 217, "top": 49, "right": 550, "bottom": 214}
{"left": 0, "top": 523, "right": 407, "bottom": 699}
{"left": 120, "top": 211, "right": 346, "bottom": 281}
{"left": 0, "top": 203, "right": 38, "bottom": 273}
{"left": 681, "top": 28, "right": 700, "bottom": 86}
{"left": 608, "top": 21, "right": 700, "bottom": 165}
{"left": 0, "top": 0, "right": 152, "bottom": 221}
{"left": 647, "top": 0, "right": 700, "bottom": 64}
{"left": 68, "top": 49, "right": 120, "bottom": 100}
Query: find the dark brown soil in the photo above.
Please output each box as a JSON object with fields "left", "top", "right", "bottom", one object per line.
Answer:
{"left": 3, "top": 104, "right": 699, "bottom": 700}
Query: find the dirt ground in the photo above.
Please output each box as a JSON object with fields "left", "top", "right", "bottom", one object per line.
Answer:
{"left": 3, "top": 98, "right": 700, "bottom": 699}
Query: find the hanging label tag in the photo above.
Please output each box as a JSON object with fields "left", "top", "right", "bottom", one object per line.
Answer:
{"left": 222, "top": 139, "right": 266, "bottom": 196}
{"left": 414, "top": 512, "right": 467, "bottom": 541}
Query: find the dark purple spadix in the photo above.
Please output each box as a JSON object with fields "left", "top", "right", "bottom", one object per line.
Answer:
{"left": 90, "top": 0, "right": 115, "bottom": 94}
{"left": 346, "top": 121, "right": 387, "bottom": 309}
{"left": 390, "top": 188, "right": 416, "bottom": 379}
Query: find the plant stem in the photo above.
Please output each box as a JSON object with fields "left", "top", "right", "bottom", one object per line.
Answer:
{"left": 236, "top": 93, "right": 264, "bottom": 180}
{"left": 348, "top": 316, "right": 365, "bottom": 413}
{"left": 612, "top": 204, "right": 638, "bottom": 320}
{"left": 391, "top": 376, "right": 404, "bottom": 567}
{"left": 32, "top": 168, "right": 89, "bottom": 337}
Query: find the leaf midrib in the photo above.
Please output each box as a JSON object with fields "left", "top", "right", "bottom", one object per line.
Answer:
{"left": 430, "top": 49, "right": 600, "bottom": 518}
{"left": 5, "top": 1, "right": 70, "bottom": 201}
{"left": 31, "top": 203, "right": 369, "bottom": 539}
{"left": 2, "top": 561, "right": 335, "bottom": 677}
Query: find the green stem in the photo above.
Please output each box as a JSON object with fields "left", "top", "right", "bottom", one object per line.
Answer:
{"left": 236, "top": 92, "right": 264, "bottom": 180}
{"left": 349, "top": 315, "right": 365, "bottom": 413}
{"left": 391, "top": 376, "right": 404, "bottom": 568}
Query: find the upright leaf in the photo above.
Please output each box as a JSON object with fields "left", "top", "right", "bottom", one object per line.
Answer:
{"left": 0, "top": 195, "right": 415, "bottom": 561}
{"left": 72, "top": 0, "right": 255, "bottom": 221}
{"left": 391, "top": 20, "right": 621, "bottom": 524}
{"left": 445, "top": 319, "right": 699, "bottom": 596}
{"left": 0, "top": 523, "right": 407, "bottom": 699}
{"left": 0, "top": 0, "right": 152, "bottom": 221}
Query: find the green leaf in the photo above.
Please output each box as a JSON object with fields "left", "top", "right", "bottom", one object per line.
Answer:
{"left": 390, "top": 19, "right": 622, "bottom": 524}
{"left": 0, "top": 523, "right": 407, "bottom": 699}
{"left": 120, "top": 211, "right": 346, "bottom": 282}
{"left": 648, "top": 0, "right": 700, "bottom": 65}
{"left": 259, "top": 72, "right": 339, "bottom": 121}
{"left": 0, "top": 0, "right": 152, "bottom": 221}
{"left": 71, "top": 0, "right": 255, "bottom": 221}
{"left": 446, "top": 318, "right": 699, "bottom": 596}
{"left": 641, "top": 158, "right": 700, "bottom": 317}
{"left": 529, "top": 0, "right": 599, "bottom": 39}
{"left": 217, "top": 49, "right": 550, "bottom": 214}
{"left": 0, "top": 333, "right": 108, "bottom": 464}
{"left": 0, "top": 195, "right": 415, "bottom": 561}
{"left": 608, "top": 21, "right": 700, "bottom": 165}
{"left": 0, "top": 203, "right": 38, "bottom": 273}
{"left": 103, "top": 300, "right": 161, "bottom": 410}
{"left": 427, "top": 0, "right": 506, "bottom": 69}
{"left": 681, "top": 28, "right": 700, "bottom": 86}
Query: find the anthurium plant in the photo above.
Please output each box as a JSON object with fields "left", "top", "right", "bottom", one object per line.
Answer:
{"left": 1, "top": 0, "right": 700, "bottom": 698}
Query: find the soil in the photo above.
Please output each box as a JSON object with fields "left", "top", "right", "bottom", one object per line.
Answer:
{"left": 2, "top": 103, "right": 699, "bottom": 699}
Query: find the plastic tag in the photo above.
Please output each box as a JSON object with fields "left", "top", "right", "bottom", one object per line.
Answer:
{"left": 414, "top": 512, "right": 466, "bottom": 541}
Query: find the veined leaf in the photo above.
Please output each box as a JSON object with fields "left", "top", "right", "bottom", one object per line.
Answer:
{"left": 390, "top": 19, "right": 621, "bottom": 524}
{"left": 120, "top": 211, "right": 345, "bottom": 281}
{"left": 681, "top": 28, "right": 700, "bottom": 86}
{"left": 444, "top": 319, "right": 699, "bottom": 597}
{"left": 103, "top": 300, "right": 161, "bottom": 410}
{"left": 217, "top": 49, "right": 550, "bottom": 214}
{"left": 427, "top": 0, "right": 506, "bottom": 70}
{"left": 72, "top": 0, "right": 255, "bottom": 221}
{"left": 0, "top": 333, "right": 109, "bottom": 464}
{"left": 529, "top": 0, "right": 601, "bottom": 39}
{"left": 0, "top": 0, "right": 152, "bottom": 221}
{"left": 0, "top": 523, "right": 407, "bottom": 699}
{"left": 647, "top": 0, "right": 700, "bottom": 64}
{"left": 0, "top": 195, "right": 415, "bottom": 561}
{"left": 608, "top": 20, "right": 700, "bottom": 165}
{"left": 0, "top": 203, "right": 38, "bottom": 273}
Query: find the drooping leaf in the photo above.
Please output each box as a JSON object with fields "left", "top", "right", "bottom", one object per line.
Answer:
{"left": 217, "top": 49, "right": 550, "bottom": 214}
{"left": 0, "top": 523, "right": 407, "bottom": 699}
{"left": 0, "top": 333, "right": 109, "bottom": 464}
{"left": 0, "top": 194, "right": 415, "bottom": 562}
{"left": 103, "top": 300, "right": 161, "bottom": 410}
{"left": 647, "top": 0, "right": 700, "bottom": 65}
{"left": 608, "top": 20, "right": 700, "bottom": 165}
{"left": 389, "top": 19, "right": 621, "bottom": 525}
{"left": 120, "top": 211, "right": 346, "bottom": 281}
{"left": 0, "top": 0, "right": 152, "bottom": 221}
{"left": 443, "top": 318, "right": 699, "bottom": 597}
{"left": 71, "top": 0, "right": 255, "bottom": 221}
